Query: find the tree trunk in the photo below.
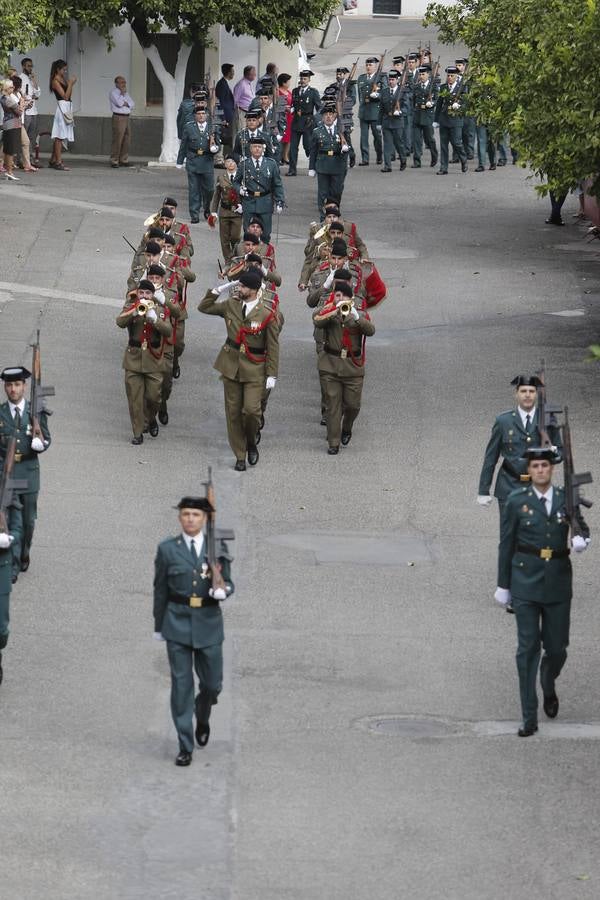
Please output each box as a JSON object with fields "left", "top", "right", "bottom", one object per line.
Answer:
{"left": 141, "top": 42, "right": 193, "bottom": 163}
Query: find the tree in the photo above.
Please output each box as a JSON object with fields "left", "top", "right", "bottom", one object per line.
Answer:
{"left": 424, "top": 0, "right": 600, "bottom": 198}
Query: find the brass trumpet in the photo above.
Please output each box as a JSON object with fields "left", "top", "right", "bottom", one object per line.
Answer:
{"left": 136, "top": 299, "right": 156, "bottom": 316}
{"left": 339, "top": 299, "right": 354, "bottom": 318}
{"left": 144, "top": 211, "right": 160, "bottom": 228}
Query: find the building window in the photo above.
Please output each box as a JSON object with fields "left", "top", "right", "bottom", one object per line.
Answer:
{"left": 146, "top": 37, "right": 206, "bottom": 106}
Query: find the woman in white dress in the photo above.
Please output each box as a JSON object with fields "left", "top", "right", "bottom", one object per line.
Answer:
{"left": 49, "top": 59, "right": 77, "bottom": 171}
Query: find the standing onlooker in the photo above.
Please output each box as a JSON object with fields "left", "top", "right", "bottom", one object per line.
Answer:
{"left": 215, "top": 64, "right": 235, "bottom": 158}
{"left": 257, "top": 63, "right": 278, "bottom": 92}
{"left": 49, "top": 59, "right": 76, "bottom": 171}
{"left": 1, "top": 78, "right": 24, "bottom": 181}
{"left": 109, "top": 75, "right": 135, "bottom": 168}
{"left": 278, "top": 73, "right": 293, "bottom": 165}
{"left": 12, "top": 76, "right": 36, "bottom": 173}
{"left": 20, "top": 58, "right": 41, "bottom": 167}
{"left": 232, "top": 65, "right": 256, "bottom": 132}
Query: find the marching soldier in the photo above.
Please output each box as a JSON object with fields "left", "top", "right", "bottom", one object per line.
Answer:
{"left": 232, "top": 108, "right": 276, "bottom": 162}
{"left": 308, "top": 103, "right": 349, "bottom": 215}
{"left": 412, "top": 64, "right": 439, "bottom": 168}
{"left": 160, "top": 198, "right": 194, "bottom": 258}
{"left": 287, "top": 70, "right": 321, "bottom": 176}
{"left": 176, "top": 83, "right": 205, "bottom": 138}
{"left": 198, "top": 269, "right": 280, "bottom": 471}
{"left": 177, "top": 106, "right": 220, "bottom": 223}
{"left": 233, "top": 135, "right": 284, "bottom": 243}
{"left": 357, "top": 57, "right": 384, "bottom": 166}
{"left": 0, "top": 366, "right": 51, "bottom": 581}
{"left": 299, "top": 210, "right": 369, "bottom": 289}
{"left": 0, "top": 489, "right": 22, "bottom": 684}
{"left": 209, "top": 155, "right": 244, "bottom": 263}
{"left": 250, "top": 87, "right": 286, "bottom": 163}
{"left": 144, "top": 264, "right": 185, "bottom": 426}
{"left": 153, "top": 496, "right": 234, "bottom": 765}
{"left": 455, "top": 58, "right": 475, "bottom": 160}
{"left": 335, "top": 67, "right": 357, "bottom": 167}
{"left": 116, "top": 280, "right": 172, "bottom": 444}
{"left": 312, "top": 282, "right": 375, "bottom": 453}
{"left": 434, "top": 66, "right": 468, "bottom": 175}
{"left": 495, "top": 448, "right": 590, "bottom": 736}
{"left": 380, "top": 68, "right": 411, "bottom": 172}
{"left": 233, "top": 216, "right": 277, "bottom": 271}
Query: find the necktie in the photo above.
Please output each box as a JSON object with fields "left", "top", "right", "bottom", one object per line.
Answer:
{"left": 13, "top": 408, "right": 21, "bottom": 428}
{"left": 242, "top": 303, "right": 247, "bottom": 319}
{"left": 256, "top": 160, "right": 261, "bottom": 171}
{"left": 541, "top": 495, "right": 550, "bottom": 516}
{"left": 190, "top": 538, "right": 199, "bottom": 564}
{"left": 525, "top": 414, "right": 531, "bottom": 433}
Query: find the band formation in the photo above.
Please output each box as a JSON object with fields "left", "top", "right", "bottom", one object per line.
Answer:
{"left": 0, "top": 53, "right": 593, "bottom": 766}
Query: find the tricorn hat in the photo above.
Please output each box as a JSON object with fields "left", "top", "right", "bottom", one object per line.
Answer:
{"left": 176, "top": 496, "right": 214, "bottom": 512}
{"left": 511, "top": 375, "right": 542, "bottom": 387}
{"left": 1, "top": 366, "right": 31, "bottom": 382}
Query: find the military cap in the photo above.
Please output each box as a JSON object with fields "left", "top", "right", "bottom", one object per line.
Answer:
{"left": 248, "top": 215, "right": 264, "bottom": 229}
{"left": 329, "top": 222, "right": 345, "bottom": 234}
{"left": 145, "top": 240, "right": 162, "bottom": 255}
{"left": 322, "top": 103, "right": 337, "bottom": 114}
{"left": 244, "top": 109, "right": 261, "bottom": 117}
{"left": 324, "top": 203, "right": 340, "bottom": 215}
{"left": 335, "top": 282, "right": 353, "bottom": 298}
{"left": 388, "top": 69, "right": 400, "bottom": 78}
{"left": 365, "top": 57, "right": 379, "bottom": 64}
{"left": 455, "top": 57, "right": 469, "bottom": 64}
{"left": 175, "top": 496, "right": 214, "bottom": 512}
{"left": 148, "top": 226, "right": 166, "bottom": 239}
{"left": 159, "top": 207, "right": 174, "bottom": 219}
{"left": 245, "top": 253, "right": 263, "bottom": 265}
{"left": 521, "top": 447, "right": 557, "bottom": 463}
{"left": 418, "top": 65, "right": 432, "bottom": 73}
{"left": 194, "top": 102, "right": 207, "bottom": 111}
{"left": 138, "top": 279, "right": 155, "bottom": 292}
{"left": 163, "top": 234, "right": 176, "bottom": 246}
{"left": 238, "top": 269, "right": 262, "bottom": 290}
{"left": 248, "top": 134, "right": 266, "bottom": 145}
{"left": 333, "top": 268, "right": 352, "bottom": 281}
{"left": 147, "top": 264, "right": 166, "bottom": 277}
{"left": 511, "top": 375, "right": 542, "bottom": 387}
{"left": 1, "top": 366, "right": 31, "bottom": 382}
{"left": 336, "top": 66, "right": 350, "bottom": 74}
{"left": 299, "top": 69, "right": 315, "bottom": 77}
{"left": 243, "top": 231, "right": 260, "bottom": 244}
{"left": 445, "top": 65, "right": 459, "bottom": 74}
{"left": 256, "top": 87, "right": 272, "bottom": 97}
{"left": 408, "top": 53, "right": 419, "bottom": 61}
{"left": 163, "top": 196, "right": 178, "bottom": 207}
{"left": 323, "top": 84, "right": 338, "bottom": 96}
{"left": 393, "top": 56, "right": 405, "bottom": 65}
{"left": 331, "top": 237, "right": 348, "bottom": 256}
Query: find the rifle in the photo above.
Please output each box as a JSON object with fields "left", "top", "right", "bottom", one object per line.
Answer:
{"left": 122, "top": 233, "right": 138, "bottom": 254}
{"left": 29, "top": 331, "right": 55, "bottom": 442}
{"left": 0, "top": 435, "right": 28, "bottom": 536}
{"left": 561, "top": 406, "right": 593, "bottom": 539}
{"left": 394, "top": 48, "right": 411, "bottom": 114}
{"left": 427, "top": 58, "right": 441, "bottom": 104}
{"left": 367, "top": 50, "right": 387, "bottom": 93}
{"left": 336, "top": 57, "right": 359, "bottom": 141}
{"left": 535, "top": 358, "right": 562, "bottom": 449}
{"left": 203, "top": 466, "right": 235, "bottom": 592}
{"left": 206, "top": 69, "right": 217, "bottom": 147}
{"left": 451, "top": 60, "right": 470, "bottom": 108}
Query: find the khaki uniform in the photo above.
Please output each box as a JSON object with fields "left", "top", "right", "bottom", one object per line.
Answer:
{"left": 210, "top": 173, "right": 243, "bottom": 263}
{"left": 233, "top": 239, "right": 277, "bottom": 270}
{"left": 162, "top": 253, "right": 195, "bottom": 366}
{"left": 116, "top": 300, "right": 173, "bottom": 436}
{"left": 155, "top": 286, "right": 185, "bottom": 409}
{"left": 299, "top": 219, "right": 369, "bottom": 285}
{"left": 199, "top": 288, "right": 280, "bottom": 460}
{"left": 312, "top": 304, "right": 375, "bottom": 448}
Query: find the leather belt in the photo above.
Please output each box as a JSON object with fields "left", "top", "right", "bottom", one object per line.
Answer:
{"left": 250, "top": 190, "right": 268, "bottom": 197}
{"left": 129, "top": 339, "right": 161, "bottom": 349}
{"left": 517, "top": 544, "right": 570, "bottom": 560}
{"left": 169, "top": 593, "right": 219, "bottom": 608}
{"left": 502, "top": 461, "right": 530, "bottom": 482}
{"left": 226, "top": 337, "right": 265, "bottom": 354}
{"left": 324, "top": 344, "right": 353, "bottom": 358}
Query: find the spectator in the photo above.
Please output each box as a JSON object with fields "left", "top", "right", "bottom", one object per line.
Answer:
{"left": 257, "top": 63, "right": 279, "bottom": 92}
{"left": 12, "top": 76, "right": 36, "bottom": 173}
{"left": 177, "top": 82, "right": 203, "bottom": 139}
{"left": 233, "top": 65, "right": 256, "bottom": 132}
{"left": 216, "top": 64, "right": 235, "bottom": 157}
{"left": 20, "top": 58, "right": 41, "bottom": 168}
{"left": 278, "top": 73, "right": 293, "bottom": 166}
{"left": 109, "top": 75, "right": 135, "bottom": 168}
{"left": 1, "top": 78, "right": 24, "bottom": 181}
{"left": 49, "top": 59, "right": 76, "bottom": 171}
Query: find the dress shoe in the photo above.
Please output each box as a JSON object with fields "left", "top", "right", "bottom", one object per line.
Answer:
{"left": 286, "top": 171, "right": 296, "bottom": 176}
{"left": 12, "top": 573, "right": 18, "bottom": 584}
{"left": 497, "top": 159, "right": 506, "bottom": 166}
{"left": 467, "top": 154, "right": 474, "bottom": 160}
{"left": 518, "top": 724, "right": 538, "bottom": 737}
{"left": 247, "top": 445, "right": 259, "bottom": 466}
{"left": 195, "top": 721, "right": 210, "bottom": 747}
{"left": 148, "top": 419, "right": 159, "bottom": 437}
{"left": 437, "top": 170, "right": 448, "bottom": 175}
{"left": 131, "top": 434, "right": 143, "bottom": 445}
{"left": 320, "top": 416, "right": 327, "bottom": 426}
{"left": 376, "top": 157, "right": 382, "bottom": 165}
{"left": 327, "top": 446, "right": 339, "bottom": 455}
{"left": 506, "top": 603, "right": 515, "bottom": 615}
{"left": 543, "top": 691, "right": 559, "bottom": 719}
{"left": 255, "top": 429, "right": 261, "bottom": 445}
{"left": 358, "top": 161, "right": 369, "bottom": 166}
{"left": 489, "top": 163, "right": 496, "bottom": 170}
{"left": 545, "top": 217, "right": 564, "bottom": 226}
{"left": 475, "top": 165, "right": 484, "bottom": 172}
{"left": 234, "top": 459, "right": 246, "bottom": 472}
{"left": 175, "top": 749, "right": 192, "bottom": 766}
{"left": 20, "top": 556, "right": 30, "bottom": 573}
{"left": 400, "top": 160, "right": 407, "bottom": 170}
{"left": 158, "top": 408, "right": 169, "bottom": 426}
{"left": 259, "top": 413, "right": 265, "bottom": 430}
{"left": 110, "top": 162, "right": 119, "bottom": 168}
{"left": 461, "top": 160, "right": 468, "bottom": 173}
{"left": 143, "top": 425, "right": 149, "bottom": 433}
{"left": 190, "top": 216, "right": 200, "bottom": 223}
{"left": 172, "top": 361, "right": 181, "bottom": 379}
{"left": 203, "top": 211, "right": 210, "bottom": 220}
{"left": 380, "top": 166, "right": 392, "bottom": 173}
{"left": 430, "top": 155, "right": 438, "bottom": 167}
{"left": 411, "top": 162, "right": 421, "bottom": 168}
{"left": 341, "top": 431, "right": 352, "bottom": 446}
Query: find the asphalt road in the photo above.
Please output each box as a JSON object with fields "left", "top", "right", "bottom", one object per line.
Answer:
{"left": 1, "top": 17, "right": 600, "bottom": 900}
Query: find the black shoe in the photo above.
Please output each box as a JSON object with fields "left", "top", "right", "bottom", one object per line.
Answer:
{"left": 430, "top": 155, "right": 438, "bottom": 167}
{"left": 110, "top": 162, "right": 119, "bottom": 168}
{"left": 255, "top": 429, "right": 261, "bottom": 445}
{"left": 190, "top": 216, "right": 200, "bottom": 224}
{"left": 173, "top": 361, "right": 181, "bottom": 379}
{"left": 259, "top": 413, "right": 265, "bottom": 430}
{"left": 400, "top": 160, "right": 407, "bottom": 171}
{"left": 158, "top": 408, "right": 169, "bottom": 425}
{"left": 175, "top": 749, "right": 193, "bottom": 766}
{"left": 143, "top": 425, "right": 149, "bottom": 434}
{"left": 390, "top": 154, "right": 396, "bottom": 162}
{"left": 466, "top": 154, "right": 474, "bottom": 160}
{"left": 506, "top": 603, "right": 515, "bottom": 615}
{"left": 119, "top": 162, "right": 133, "bottom": 167}
{"left": 12, "top": 573, "right": 18, "bottom": 584}
{"left": 20, "top": 556, "right": 30, "bottom": 573}
{"left": 234, "top": 459, "right": 246, "bottom": 471}
{"left": 450, "top": 157, "right": 459, "bottom": 164}
{"left": 518, "top": 724, "right": 538, "bottom": 738}
{"left": 380, "top": 166, "right": 392, "bottom": 173}
{"left": 489, "top": 163, "right": 496, "bottom": 170}
{"left": 461, "top": 160, "right": 468, "bottom": 173}
{"left": 349, "top": 156, "right": 356, "bottom": 169}
{"left": 327, "top": 446, "right": 339, "bottom": 455}
{"left": 376, "top": 157, "right": 382, "bottom": 165}
{"left": 358, "top": 161, "right": 369, "bottom": 166}
{"left": 0, "top": 652, "right": 2, "bottom": 686}
{"left": 475, "top": 165, "right": 484, "bottom": 172}
{"left": 247, "top": 445, "right": 259, "bottom": 466}
{"left": 545, "top": 217, "right": 565, "bottom": 226}
{"left": 543, "top": 691, "right": 559, "bottom": 719}
{"left": 437, "top": 170, "right": 448, "bottom": 175}
{"left": 148, "top": 419, "right": 159, "bottom": 437}
{"left": 131, "top": 435, "right": 143, "bottom": 445}
{"left": 195, "top": 721, "right": 210, "bottom": 747}
{"left": 497, "top": 159, "right": 507, "bottom": 166}
{"left": 411, "top": 162, "right": 421, "bottom": 168}
{"left": 203, "top": 211, "right": 210, "bottom": 220}
{"left": 320, "top": 416, "right": 327, "bottom": 426}
{"left": 286, "top": 171, "right": 296, "bottom": 176}
{"left": 341, "top": 431, "right": 352, "bottom": 446}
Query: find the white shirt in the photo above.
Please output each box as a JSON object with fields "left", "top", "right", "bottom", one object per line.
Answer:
{"left": 517, "top": 406, "right": 536, "bottom": 429}
{"left": 533, "top": 486, "right": 553, "bottom": 515}
{"left": 20, "top": 71, "right": 40, "bottom": 116}
{"left": 181, "top": 532, "right": 204, "bottom": 555}
{"left": 9, "top": 399, "right": 26, "bottom": 419}
{"left": 242, "top": 298, "right": 260, "bottom": 316}
{"left": 197, "top": 123, "right": 206, "bottom": 133}
{"left": 109, "top": 87, "right": 135, "bottom": 115}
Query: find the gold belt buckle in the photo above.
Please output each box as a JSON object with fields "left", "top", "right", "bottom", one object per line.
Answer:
{"left": 340, "top": 348, "right": 347, "bottom": 359}
{"left": 327, "top": 150, "right": 334, "bottom": 156}
{"left": 540, "top": 547, "right": 553, "bottom": 561}
{"left": 253, "top": 191, "right": 261, "bottom": 197}
{"left": 189, "top": 595, "right": 203, "bottom": 608}
{"left": 520, "top": 474, "right": 530, "bottom": 482}
{"left": 197, "top": 149, "right": 204, "bottom": 155}
{"left": 14, "top": 452, "right": 22, "bottom": 462}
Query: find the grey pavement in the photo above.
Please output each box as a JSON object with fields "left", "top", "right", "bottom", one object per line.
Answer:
{"left": 1, "top": 17, "right": 600, "bottom": 900}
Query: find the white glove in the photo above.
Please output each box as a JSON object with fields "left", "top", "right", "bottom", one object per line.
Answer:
{"left": 214, "top": 279, "right": 239, "bottom": 295}
{"left": 349, "top": 307, "right": 359, "bottom": 321}
{"left": 211, "top": 213, "right": 219, "bottom": 223}
{"left": 494, "top": 587, "right": 511, "bottom": 607}
{"left": 308, "top": 170, "right": 316, "bottom": 177}
{"left": 153, "top": 289, "right": 166, "bottom": 306}
{"left": 239, "top": 186, "right": 248, "bottom": 196}
{"left": 210, "top": 144, "right": 219, "bottom": 153}
{"left": 152, "top": 631, "right": 165, "bottom": 642}
{"left": 266, "top": 376, "right": 277, "bottom": 390}
{"left": 146, "top": 308, "right": 158, "bottom": 323}
{"left": 276, "top": 134, "right": 283, "bottom": 142}
{"left": 275, "top": 205, "right": 283, "bottom": 214}
{"left": 261, "top": 265, "right": 269, "bottom": 276}
{"left": 290, "top": 107, "right": 295, "bottom": 114}
{"left": 0, "top": 533, "right": 14, "bottom": 549}
{"left": 31, "top": 437, "right": 45, "bottom": 452}
{"left": 451, "top": 102, "right": 460, "bottom": 110}
{"left": 571, "top": 535, "right": 589, "bottom": 553}
{"left": 175, "top": 164, "right": 183, "bottom": 170}
{"left": 477, "top": 495, "right": 493, "bottom": 508}
{"left": 433, "top": 122, "right": 439, "bottom": 128}
{"left": 369, "top": 91, "right": 380, "bottom": 99}
{"left": 341, "top": 144, "right": 350, "bottom": 152}
{"left": 209, "top": 587, "right": 227, "bottom": 600}
{"left": 235, "top": 204, "right": 243, "bottom": 214}
{"left": 323, "top": 270, "right": 335, "bottom": 289}
{"left": 393, "top": 110, "right": 401, "bottom": 116}
{"left": 425, "top": 101, "right": 434, "bottom": 108}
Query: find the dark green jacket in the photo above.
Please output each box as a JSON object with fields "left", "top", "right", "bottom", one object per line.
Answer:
{"left": 357, "top": 73, "right": 383, "bottom": 122}
{"left": 153, "top": 533, "right": 234, "bottom": 649}
{"left": 177, "top": 122, "right": 219, "bottom": 172}
{"left": 0, "top": 499, "right": 22, "bottom": 598}
{"left": 309, "top": 124, "right": 348, "bottom": 173}
{"left": 290, "top": 85, "right": 321, "bottom": 132}
{"left": 0, "top": 401, "right": 51, "bottom": 495}
{"left": 233, "top": 156, "right": 285, "bottom": 213}
{"left": 434, "top": 84, "right": 464, "bottom": 128}
{"left": 413, "top": 79, "right": 438, "bottom": 126}
{"left": 380, "top": 84, "right": 411, "bottom": 129}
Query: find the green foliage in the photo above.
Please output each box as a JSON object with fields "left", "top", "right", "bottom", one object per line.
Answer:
{"left": 424, "top": 0, "right": 600, "bottom": 197}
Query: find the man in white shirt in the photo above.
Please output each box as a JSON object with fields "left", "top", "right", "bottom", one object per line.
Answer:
{"left": 109, "top": 75, "right": 135, "bottom": 168}
{"left": 20, "top": 58, "right": 41, "bottom": 165}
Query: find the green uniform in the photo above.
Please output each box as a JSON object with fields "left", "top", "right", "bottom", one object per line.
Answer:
{"left": 233, "top": 156, "right": 285, "bottom": 243}
{"left": 288, "top": 85, "right": 321, "bottom": 175}
{"left": 199, "top": 288, "right": 280, "bottom": 462}
{"left": 434, "top": 83, "right": 467, "bottom": 173}
{"left": 233, "top": 127, "right": 275, "bottom": 163}
{"left": 309, "top": 122, "right": 348, "bottom": 216}
{"left": 154, "top": 531, "right": 233, "bottom": 753}
{"left": 0, "top": 400, "right": 51, "bottom": 577}
{"left": 357, "top": 73, "right": 383, "bottom": 164}
{"left": 116, "top": 300, "right": 173, "bottom": 437}
{"left": 412, "top": 79, "right": 438, "bottom": 166}
{"left": 210, "top": 172, "right": 243, "bottom": 263}
{"left": 177, "top": 122, "right": 220, "bottom": 221}
{"left": 498, "top": 484, "right": 589, "bottom": 730}
{"left": 379, "top": 82, "right": 411, "bottom": 167}
{"left": 0, "top": 499, "right": 23, "bottom": 653}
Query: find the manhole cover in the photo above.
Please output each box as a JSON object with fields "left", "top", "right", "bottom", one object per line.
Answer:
{"left": 360, "top": 715, "right": 460, "bottom": 738}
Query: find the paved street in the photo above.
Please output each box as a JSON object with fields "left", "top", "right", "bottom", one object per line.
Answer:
{"left": 2, "top": 18, "right": 600, "bottom": 900}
